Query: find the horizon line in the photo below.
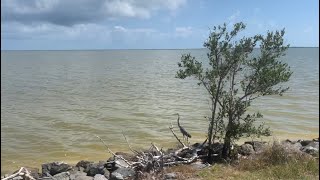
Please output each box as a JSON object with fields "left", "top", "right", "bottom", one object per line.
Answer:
{"left": 1, "top": 47, "right": 319, "bottom": 51}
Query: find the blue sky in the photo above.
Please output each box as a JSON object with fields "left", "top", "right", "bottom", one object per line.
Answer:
{"left": 1, "top": 0, "right": 319, "bottom": 50}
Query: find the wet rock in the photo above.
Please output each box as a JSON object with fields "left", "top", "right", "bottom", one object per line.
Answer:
{"left": 86, "top": 163, "right": 106, "bottom": 177}
{"left": 239, "top": 144, "right": 254, "bottom": 155}
{"left": 53, "top": 172, "right": 70, "bottom": 180}
{"left": 76, "top": 160, "right": 94, "bottom": 171}
{"left": 245, "top": 141, "right": 267, "bottom": 152}
{"left": 164, "top": 172, "right": 177, "bottom": 179}
{"left": 94, "top": 174, "right": 108, "bottom": 180}
{"left": 42, "top": 162, "right": 72, "bottom": 176}
{"left": 110, "top": 172, "right": 123, "bottom": 180}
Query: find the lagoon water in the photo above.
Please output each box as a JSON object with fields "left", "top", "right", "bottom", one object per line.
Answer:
{"left": 1, "top": 48, "right": 319, "bottom": 174}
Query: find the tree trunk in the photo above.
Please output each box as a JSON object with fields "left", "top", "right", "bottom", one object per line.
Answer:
{"left": 222, "top": 132, "right": 231, "bottom": 159}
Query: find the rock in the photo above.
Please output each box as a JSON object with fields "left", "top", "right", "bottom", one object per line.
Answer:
{"left": 86, "top": 163, "right": 106, "bottom": 177}
{"left": 300, "top": 140, "right": 313, "bottom": 146}
{"left": 111, "top": 168, "right": 135, "bottom": 179}
{"left": 70, "top": 171, "right": 93, "bottom": 180}
{"left": 302, "top": 146, "right": 319, "bottom": 155}
{"left": 42, "top": 162, "right": 72, "bottom": 176}
{"left": 110, "top": 172, "right": 123, "bottom": 180}
{"left": 106, "top": 155, "right": 130, "bottom": 171}
{"left": 281, "top": 141, "right": 302, "bottom": 152}
{"left": 239, "top": 144, "right": 254, "bottom": 155}
{"left": 164, "top": 172, "right": 177, "bottom": 179}
{"left": 306, "top": 141, "right": 319, "bottom": 149}
{"left": 53, "top": 172, "right": 70, "bottom": 180}
{"left": 76, "top": 160, "right": 94, "bottom": 171}
{"left": 94, "top": 174, "right": 108, "bottom": 180}
{"left": 313, "top": 138, "right": 319, "bottom": 142}
{"left": 301, "top": 142, "right": 319, "bottom": 155}
{"left": 244, "top": 141, "right": 267, "bottom": 152}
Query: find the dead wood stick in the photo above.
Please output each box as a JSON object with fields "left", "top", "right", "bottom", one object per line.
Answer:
{"left": 2, "top": 167, "right": 36, "bottom": 180}
{"left": 95, "top": 135, "right": 132, "bottom": 166}
{"left": 151, "top": 143, "right": 163, "bottom": 155}
{"left": 122, "top": 131, "right": 140, "bottom": 155}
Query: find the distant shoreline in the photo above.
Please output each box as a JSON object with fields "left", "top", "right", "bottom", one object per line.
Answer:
{"left": 1, "top": 47, "right": 319, "bottom": 51}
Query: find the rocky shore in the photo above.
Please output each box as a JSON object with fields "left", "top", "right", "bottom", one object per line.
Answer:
{"left": 1, "top": 137, "right": 319, "bottom": 180}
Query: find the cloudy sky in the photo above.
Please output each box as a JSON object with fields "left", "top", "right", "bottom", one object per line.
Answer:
{"left": 1, "top": 0, "right": 319, "bottom": 50}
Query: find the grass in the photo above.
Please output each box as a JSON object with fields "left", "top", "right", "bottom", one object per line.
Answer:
{"left": 149, "top": 142, "right": 319, "bottom": 180}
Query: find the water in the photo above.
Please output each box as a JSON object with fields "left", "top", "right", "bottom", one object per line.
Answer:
{"left": 1, "top": 48, "right": 319, "bottom": 174}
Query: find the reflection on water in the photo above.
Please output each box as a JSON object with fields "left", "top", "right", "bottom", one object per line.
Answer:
{"left": 1, "top": 48, "right": 319, "bottom": 174}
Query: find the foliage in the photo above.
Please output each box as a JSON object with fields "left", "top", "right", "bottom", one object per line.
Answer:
{"left": 176, "top": 22, "right": 292, "bottom": 160}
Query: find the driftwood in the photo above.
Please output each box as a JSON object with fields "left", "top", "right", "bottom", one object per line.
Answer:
{"left": 93, "top": 123, "right": 204, "bottom": 175}
{"left": 2, "top": 167, "right": 36, "bottom": 180}
{"left": 3, "top": 122, "right": 206, "bottom": 180}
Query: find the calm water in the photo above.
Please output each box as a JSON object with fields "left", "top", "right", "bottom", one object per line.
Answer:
{"left": 1, "top": 48, "right": 319, "bottom": 174}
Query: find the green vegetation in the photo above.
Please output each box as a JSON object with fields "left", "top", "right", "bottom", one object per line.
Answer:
{"left": 197, "top": 143, "right": 319, "bottom": 180}
{"left": 155, "top": 142, "right": 319, "bottom": 180}
{"left": 176, "top": 22, "right": 292, "bottom": 161}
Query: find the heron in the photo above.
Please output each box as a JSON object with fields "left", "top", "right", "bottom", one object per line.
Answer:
{"left": 175, "top": 113, "right": 192, "bottom": 142}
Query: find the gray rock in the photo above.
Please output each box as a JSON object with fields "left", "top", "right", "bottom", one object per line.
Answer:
{"left": 245, "top": 141, "right": 267, "bottom": 152}
{"left": 306, "top": 141, "right": 319, "bottom": 149}
{"left": 302, "top": 146, "right": 319, "bottom": 155}
{"left": 94, "top": 174, "right": 108, "bottom": 180}
{"left": 76, "top": 160, "right": 94, "bottom": 171}
{"left": 300, "top": 140, "right": 313, "bottom": 146}
{"left": 109, "top": 172, "right": 123, "bottom": 180}
{"left": 239, "top": 144, "right": 254, "bottom": 155}
{"left": 42, "top": 162, "right": 72, "bottom": 176}
{"left": 164, "top": 172, "right": 177, "bottom": 179}
{"left": 70, "top": 171, "right": 93, "bottom": 180}
{"left": 281, "top": 141, "right": 302, "bottom": 152}
{"left": 301, "top": 142, "right": 319, "bottom": 155}
{"left": 70, "top": 171, "right": 87, "bottom": 180}
{"left": 53, "top": 172, "right": 70, "bottom": 180}
{"left": 86, "top": 163, "right": 106, "bottom": 177}
{"left": 111, "top": 168, "right": 135, "bottom": 179}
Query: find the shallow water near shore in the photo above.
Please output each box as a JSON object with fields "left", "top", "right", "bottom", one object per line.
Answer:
{"left": 1, "top": 48, "right": 319, "bottom": 175}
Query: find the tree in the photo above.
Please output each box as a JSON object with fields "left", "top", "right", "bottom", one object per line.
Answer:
{"left": 176, "top": 22, "right": 292, "bottom": 162}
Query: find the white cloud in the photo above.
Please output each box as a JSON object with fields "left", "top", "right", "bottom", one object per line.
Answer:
{"left": 2, "top": 0, "right": 187, "bottom": 25}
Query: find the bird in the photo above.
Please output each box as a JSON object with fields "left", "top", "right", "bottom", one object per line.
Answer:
{"left": 175, "top": 113, "right": 192, "bottom": 142}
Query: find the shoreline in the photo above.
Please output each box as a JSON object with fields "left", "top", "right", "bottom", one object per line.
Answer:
{"left": 1, "top": 136, "right": 319, "bottom": 179}
{"left": 1, "top": 134, "right": 319, "bottom": 176}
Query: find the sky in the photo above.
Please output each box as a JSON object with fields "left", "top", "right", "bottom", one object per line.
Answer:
{"left": 1, "top": 0, "right": 319, "bottom": 50}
